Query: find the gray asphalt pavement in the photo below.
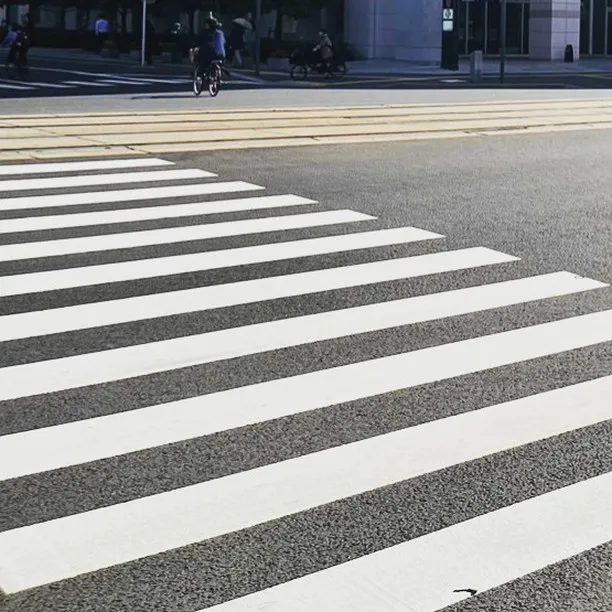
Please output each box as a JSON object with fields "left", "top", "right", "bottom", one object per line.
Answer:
{"left": 3, "top": 51, "right": 612, "bottom": 112}
{"left": 0, "top": 129, "right": 611, "bottom": 612}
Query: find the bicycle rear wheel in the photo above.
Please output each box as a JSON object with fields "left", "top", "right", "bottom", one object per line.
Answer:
{"left": 208, "top": 63, "right": 221, "bottom": 97}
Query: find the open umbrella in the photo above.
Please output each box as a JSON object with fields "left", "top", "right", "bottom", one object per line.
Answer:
{"left": 232, "top": 17, "right": 253, "bottom": 30}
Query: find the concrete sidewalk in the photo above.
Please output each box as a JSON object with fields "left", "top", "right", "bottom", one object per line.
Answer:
{"left": 348, "top": 58, "right": 612, "bottom": 76}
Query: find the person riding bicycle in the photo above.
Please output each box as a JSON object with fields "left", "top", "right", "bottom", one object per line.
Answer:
{"left": 195, "top": 18, "right": 225, "bottom": 78}
{"left": 313, "top": 29, "right": 333, "bottom": 74}
{"left": 1, "top": 23, "right": 29, "bottom": 72}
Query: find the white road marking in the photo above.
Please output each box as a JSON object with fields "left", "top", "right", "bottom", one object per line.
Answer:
{"left": 0, "top": 82, "right": 35, "bottom": 90}
{"left": 203, "top": 472, "right": 612, "bottom": 612}
{"left": 0, "top": 379, "right": 610, "bottom": 593}
{"left": 0, "top": 274, "right": 605, "bottom": 478}
{"left": 0, "top": 158, "right": 173, "bottom": 177}
{"left": 0, "top": 78, "right": 75, "bottom": 89}
{"left": 0, "top": 226, "right": 446, "bottom": 297}
{"left": 0, "top": 275, "right": 606, "bottom": 402}
{"left": 19, "top": 81, "right": 75, "bottom": 89}
{"left": 96, "top": 79, "right": 149, "bottom": 86}
{"left": 0, "top": 249, "right": 520, "bottom": 343}
{"left": 60, "top": 80, "right": 113, "bottom": 87}
{"left": 0, "top": 194, "right": 316, "bottom": 234}
{"left": 117, "top": 77, "right": 189, "bottom": 84}
{"left": 0, "top": 181, "right": 264, "bottom": 212}
{"left": 0, "top": 210, "right": 372, "bottom": 262}
{"left": 0, "top": 168, "right": 214, "bottom": 192}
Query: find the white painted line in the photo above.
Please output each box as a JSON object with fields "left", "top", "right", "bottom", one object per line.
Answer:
{"left": 13, "top": 81, "right": 75, "bottom": 89}
{"left": 203, "top": 472, "right": 612, "bottom": 612}
{"left": 0, "top": 274, "right": 605, "bottom": 478}
{"left": 0, "top": 226, "right": 446, "bottom": 297}
{"left": 61, "top": 80, "right": 113, "bottom": 87}
{"left": 0, "top": 194, "right": 316, "bottom": 234}
{"left": 0, "top": 273, "right": 606, "bottom": 402}
{"left": 0, "top": 181, "right": 264, "bottom": 212}
{"left": 0, "top": 247, "right": 514, "bottom": 340}
{"left": 0, "top": 380, "right": 610, "bottom": 594}
{"left": 0, "top": 210, "right": 372, "bottom": 262}
{"left": 0, "top": 82, "right": 35, "bottom": 91}
{"left": 96, "top": 79, "right": 149, "bottom": 86}
{"left": 230, "top": 73, "right": 266, "bottom": 84}
{"left": 0, "top": 158, "right": 173, "bottom": 177}
{"left": 118, "top": 77, "right": 188, "bottom": 84}
{"left": 0, "top": 168, "right": 215, "bottom": 193}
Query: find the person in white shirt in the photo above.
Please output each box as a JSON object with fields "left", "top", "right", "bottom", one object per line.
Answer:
{"left": 94, "top": 14, "right": 109, "bottom": 51}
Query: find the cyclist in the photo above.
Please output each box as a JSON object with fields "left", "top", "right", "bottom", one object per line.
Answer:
{"left": 1, "top": 23, "right": 29, "bottom": 75}
{"left": 195, "top": 18, "right": 226, "bottom": 79}
{"left": 313, "top": 29, "right": 333, "bottom": 75}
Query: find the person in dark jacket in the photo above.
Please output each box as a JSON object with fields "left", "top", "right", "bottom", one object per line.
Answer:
{"left": 195, "top": 18, "right": 225, "bottom": 77}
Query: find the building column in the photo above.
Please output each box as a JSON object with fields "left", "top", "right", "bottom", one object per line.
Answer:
{"left": 344, "top": 0, "right": 394, "bottom": 59}
{"left": 529, "top": 0, "right": 581, "bottom": 60}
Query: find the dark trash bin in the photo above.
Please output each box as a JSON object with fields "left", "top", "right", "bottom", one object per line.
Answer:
{"left": 564, "top": 44, "right": 573, "bottom": 63}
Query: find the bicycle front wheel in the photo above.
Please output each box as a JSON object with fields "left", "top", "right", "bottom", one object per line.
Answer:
{"left": 331, "top": 61, "right": 347, "bottom": 78}
{"left": 290, "top": 64, "right": 307, "bottom": 81}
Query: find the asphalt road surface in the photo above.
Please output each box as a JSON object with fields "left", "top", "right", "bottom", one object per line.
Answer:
{"left": 0, "top": 55, "right": 266, "bottom": 100}
{"left": 2, "top": 51, "right": 612, "bottom": 102}
{"left": 0, "top": 106, "right": 611, "bottom": 611}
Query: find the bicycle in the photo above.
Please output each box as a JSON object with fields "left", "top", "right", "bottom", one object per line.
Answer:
{"left": 3, "top": 46, "right": 29, "bottom": 80}
{"left": 289, "top": 46, "right": 346, "bottom": 81}
{"left": 190, "top": 48, "right": 222, "bottom": 97}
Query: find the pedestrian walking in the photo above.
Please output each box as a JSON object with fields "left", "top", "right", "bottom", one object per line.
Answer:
{"left": 227, "top": 18, "right": 247, "bottom": 67}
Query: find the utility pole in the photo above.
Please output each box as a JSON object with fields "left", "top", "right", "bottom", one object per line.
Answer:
{"left": 141, "top": 0, "right": 147, "bottom": 67}
{"left": 500, "top": 0, "right": 506, "bottom": 83}
{"left": 255, "top": 0, "right": 261, "bottom": 75}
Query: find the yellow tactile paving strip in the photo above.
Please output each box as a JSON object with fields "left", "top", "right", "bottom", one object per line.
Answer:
{"left": 1, "top": 98, "right": 612, "bottom": 160}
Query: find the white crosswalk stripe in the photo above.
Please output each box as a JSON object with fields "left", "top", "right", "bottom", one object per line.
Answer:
{"left": 61, "top": 80, "right": 114, "bottom": 87}
{"left": 0, "top": 168, "right": 214, "bottom": 192}
{"left": 0, "top": 82, "right": 35, "bottom": 90}
{"left": 0, "top": 155, "right": 611, "bottom": 612}
{"left": 0, "top": 72, "right": 250, "bottom": 95}
{"left": 0, "top": 78, "right": 73, "bottom": 89}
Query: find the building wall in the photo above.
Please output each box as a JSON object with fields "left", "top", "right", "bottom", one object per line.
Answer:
{"left": 344, "top": 0, "right": 440, "bottom": 61}
{"left": 394, "top": 0, "right": 440, "bottom": 62}
{"left": 1, "top": 3, "right": 29, "bottom": 24}
{"left": 529, "top": 0, "right": 580, "bottom": 60}
{"left": 346, "top": 0, "right": 585, "bottom": 62}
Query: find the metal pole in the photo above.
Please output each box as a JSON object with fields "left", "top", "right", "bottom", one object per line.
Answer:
{"left": 141, "top": 0, "right": 147, "bottom": 67}
{"left": 500, "top": 0, "right": 506, "bottom": 83}
{"left": 255, "top": 0, "right": 261, "bottom": 75}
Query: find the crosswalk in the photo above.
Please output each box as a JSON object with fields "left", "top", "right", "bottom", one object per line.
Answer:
{"left": 0, "top": 74, "right": 190, "bottom": 94}
{"left": 0, "top": 155, "right": 611, "bottom": 611}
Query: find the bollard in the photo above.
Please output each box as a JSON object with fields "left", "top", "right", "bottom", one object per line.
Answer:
{"left": 470, "top": 50, "right": 483, "bottom": 82}
{"left": 564, "top": 44, "right": 574, "bottom": 63}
